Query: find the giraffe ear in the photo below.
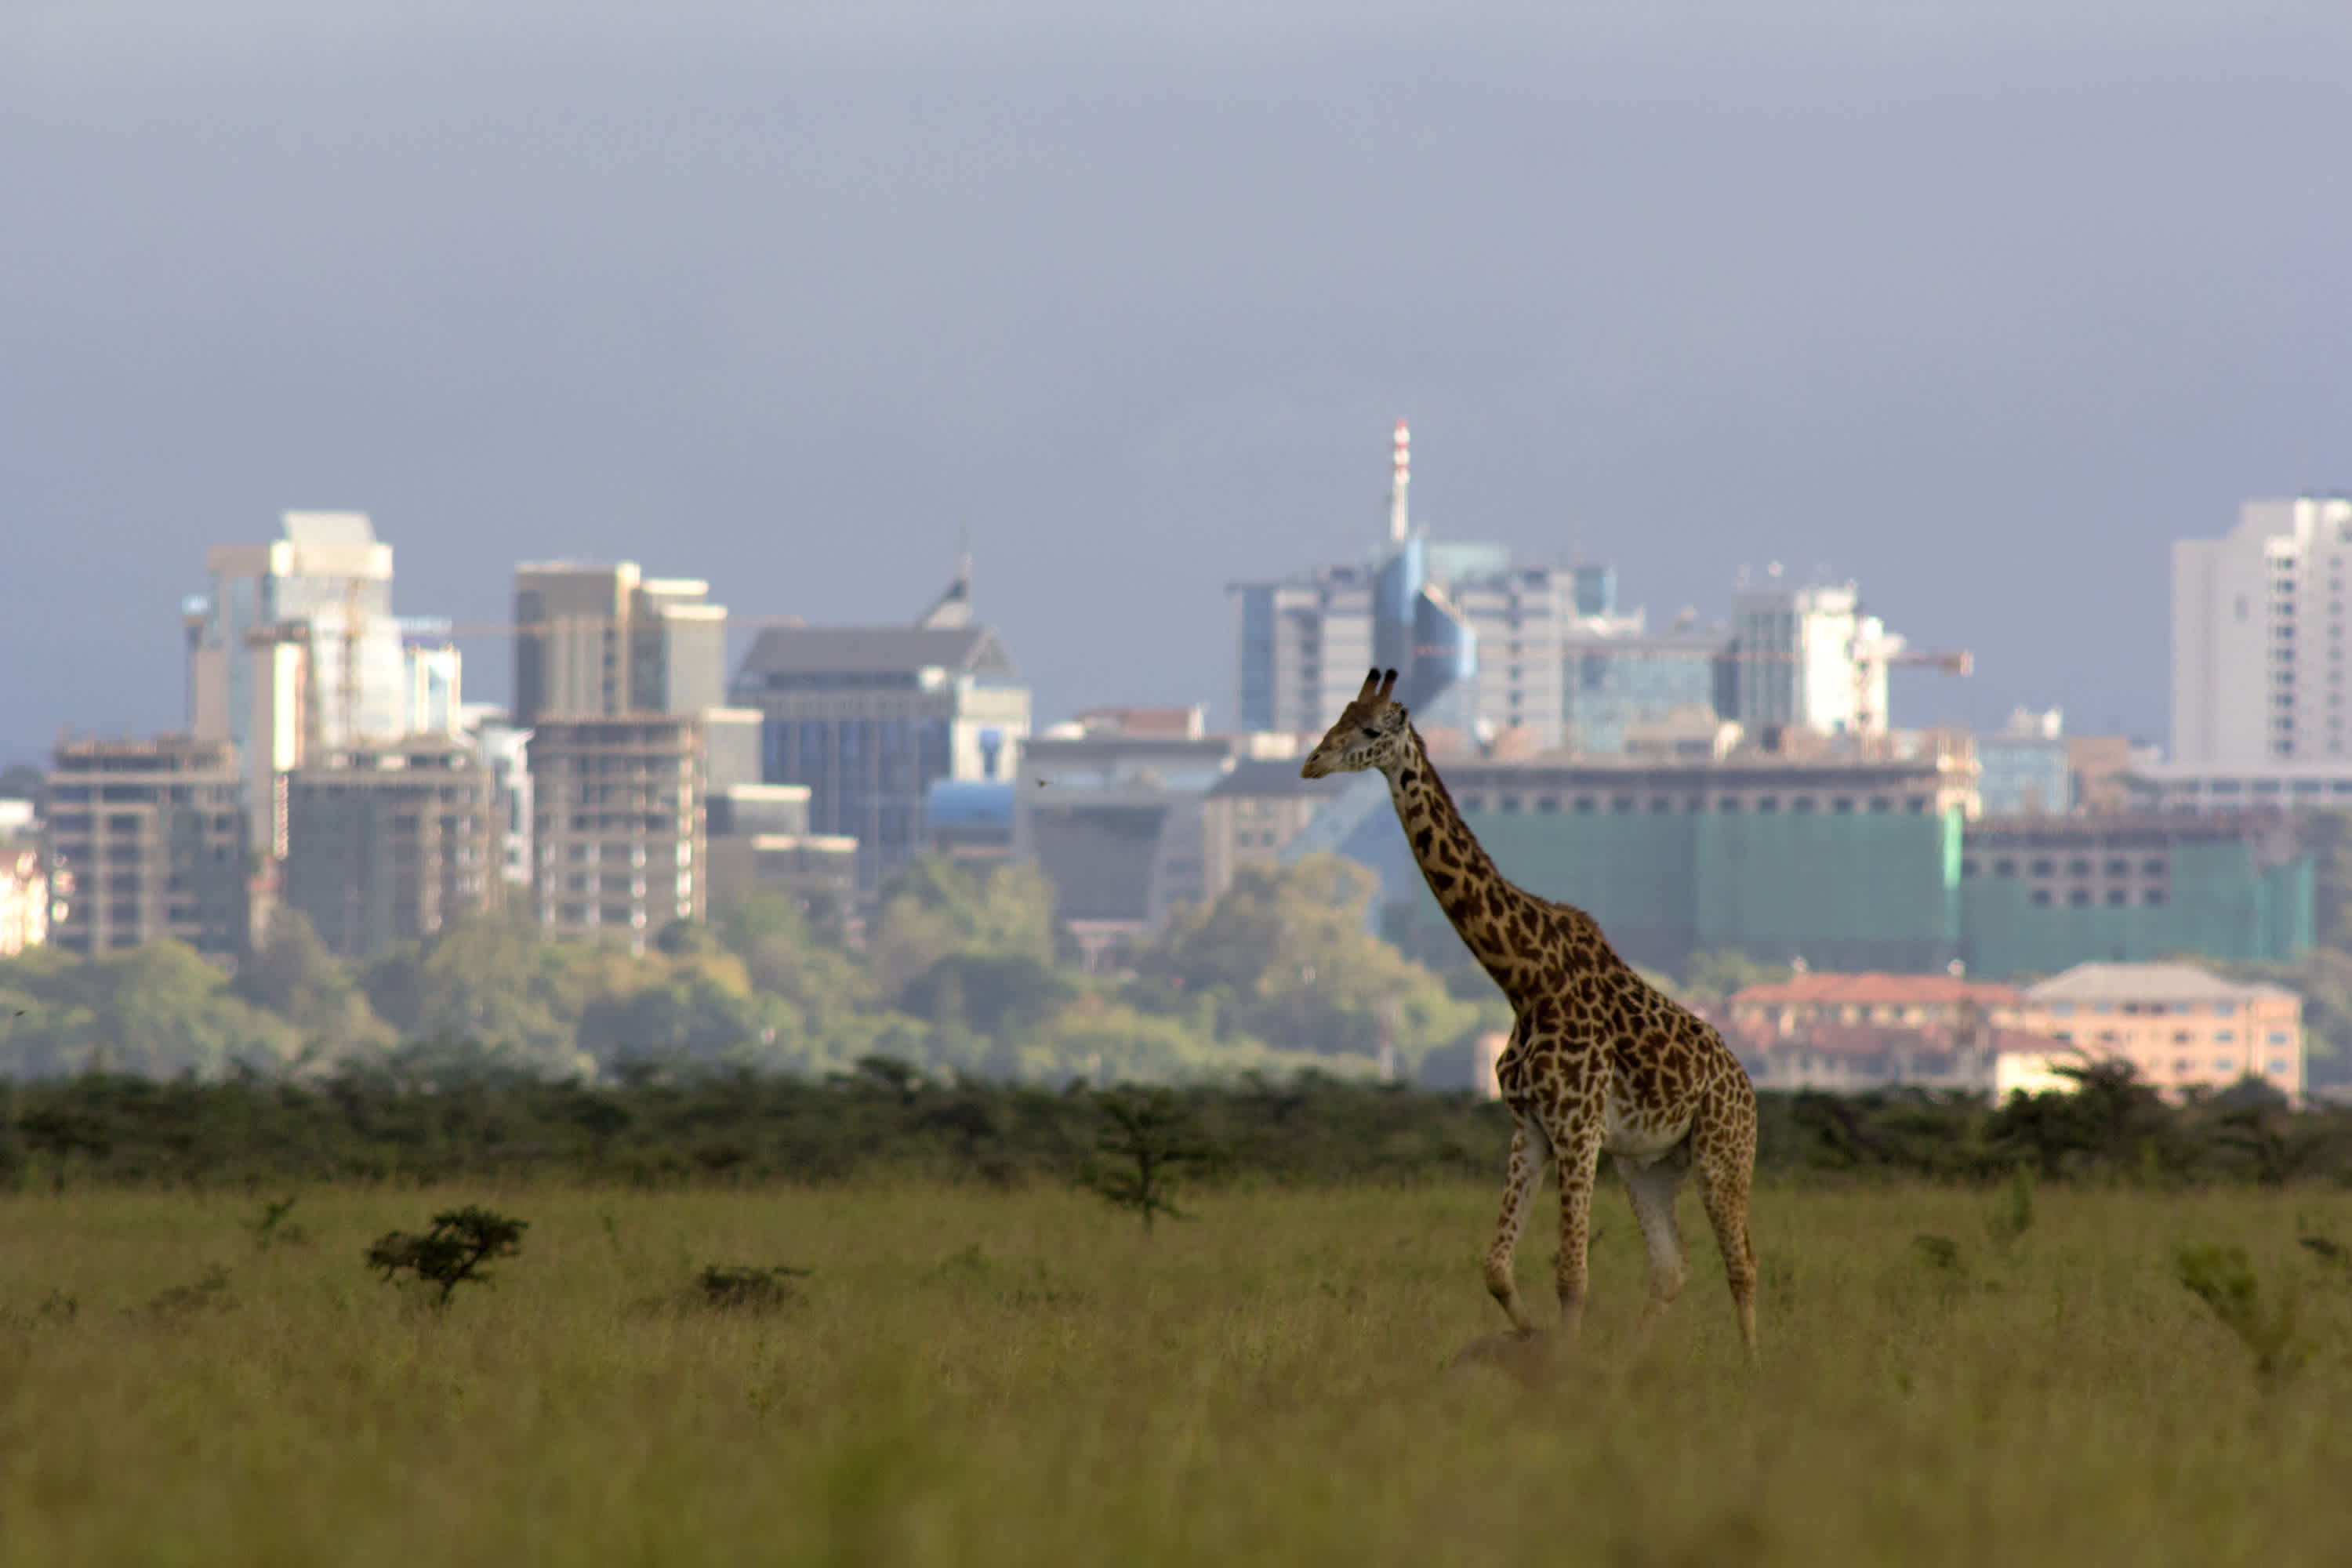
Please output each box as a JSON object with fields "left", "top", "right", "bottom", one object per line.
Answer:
{"left": 1358, "top": 667, "right": 1381, "bottom": 700}
{"left": 1377, "top": 668, "right": 1398, "bottom": 701}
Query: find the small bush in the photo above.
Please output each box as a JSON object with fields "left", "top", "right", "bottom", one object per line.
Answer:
{"left": 2177, "top": 1243, "right": 2305, "bottom": 1390}
{"left": 365, "top": 1205, "right": 528, "bottom": 1309}
{"left": 1912, "top": 1234, "right": 1962, "bottom": 1272}
{"left": 249, "top": 1196, "right": 307, "bottom": 1250}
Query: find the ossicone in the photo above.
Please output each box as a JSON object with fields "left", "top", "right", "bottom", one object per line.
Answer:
{"left": 1377, "top": 668, "right": 1398, "bottom": 699}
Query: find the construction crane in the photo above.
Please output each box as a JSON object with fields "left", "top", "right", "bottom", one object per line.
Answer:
{"left": 1849, "top": 629, "right": 1973, "bottom": 739}
{"left": 434, "top": 615, "right": 808, "bottom": 637}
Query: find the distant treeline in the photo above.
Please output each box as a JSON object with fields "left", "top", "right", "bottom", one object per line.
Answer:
{"left": 0, "top": 1055, "right": 2344, "bottom": 1191}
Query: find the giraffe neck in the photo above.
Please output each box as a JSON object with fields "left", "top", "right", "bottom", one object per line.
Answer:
{"left": 1381, "top": 726, "right": 1550, "bottom": 994}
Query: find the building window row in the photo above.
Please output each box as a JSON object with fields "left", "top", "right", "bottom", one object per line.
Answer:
{"left": 1964, "top": 855, "right": 2168, "bottom": 879}
{"left": 2027, "top": 888, "right": 2166, "bottom": 907}
{"left": 1473, "top": 792, "right": 1929, "bottom": 816}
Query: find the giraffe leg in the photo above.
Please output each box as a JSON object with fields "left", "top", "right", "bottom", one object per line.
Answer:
{"left": 1697, "top": 1140, "right": 1759, "bottom": 1363}
{"left": 1485, "top": 1118, "right": 1551, "bottom": 1334}
{"left": 1617, "top": 1145, "right": 1691, "bottom": 1345}
{"left": 1546, "top": 1118, "right": 1606, "bottom": 1344}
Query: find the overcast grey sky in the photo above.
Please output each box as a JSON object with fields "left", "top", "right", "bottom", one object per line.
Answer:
{"left": 5, "top": 1, "right": 2347, "bottom": 757}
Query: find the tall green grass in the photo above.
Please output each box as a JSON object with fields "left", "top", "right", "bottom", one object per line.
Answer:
{"left": 2, "top": 1181, "right": 2348, "bottom": 1566}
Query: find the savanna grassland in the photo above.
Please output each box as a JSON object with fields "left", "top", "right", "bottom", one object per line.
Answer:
{"left": 5, "top": 1179, "right": 2352, "bottom": 1567}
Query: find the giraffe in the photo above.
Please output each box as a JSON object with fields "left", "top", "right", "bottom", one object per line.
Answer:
{"left": 1301, "top": 667, "right": 1759, "bottom": 1359}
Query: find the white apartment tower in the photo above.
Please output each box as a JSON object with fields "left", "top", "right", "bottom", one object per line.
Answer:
{"left": 1729, "top": 579, "right": 1896, "bottom": 738}
{"left": 184, "top": 511, "right": 462, "bottom": 857}
{"left": 2173, "top": 497, "right": 2352, "bottom": 768}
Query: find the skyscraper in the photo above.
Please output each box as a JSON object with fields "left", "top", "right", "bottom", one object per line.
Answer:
{"left": 2172, "top": 496, "right": 2352, "bottom": 768}
{"left": 728, "top": 562, "right": 1030, "bottom": 890}
{"left": 1228, "top": 423, "right": 1486, "bottom": 742}
{"left": 183, "top": 511, "right": 458, "bottom": 855}
{"left": 1229, "top": 424, "right": 1666, "bottom": 751}
{"left": 511, "top": 563, "right": 727, "bottom": 727}
{"left": 1726, "top": 578, "right": 1897, "bottom": 739}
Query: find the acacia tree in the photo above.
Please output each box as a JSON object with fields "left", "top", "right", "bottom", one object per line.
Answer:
{"left": 1082, "top": 1088, "right": 1219, "bottom": 1231}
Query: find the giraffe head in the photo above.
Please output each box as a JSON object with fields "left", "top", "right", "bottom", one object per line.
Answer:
{"left": 1301, "top": 667, "right": 1410, "bottom": 779}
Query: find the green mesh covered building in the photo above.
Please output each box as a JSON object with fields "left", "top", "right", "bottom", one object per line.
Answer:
{"left": 1377, "top": 750, "right": 1976, "bottom": 975}
{"left": 1369, "top": 751, "right": 2311, "bottom": 980}
{"left": 1957, "top": 813, "right": 2314, "bottom": 978}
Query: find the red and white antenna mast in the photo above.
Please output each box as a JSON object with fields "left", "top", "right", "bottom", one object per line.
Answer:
{"left": 1388, "top": 420, "right": 1410, "bottom": 547}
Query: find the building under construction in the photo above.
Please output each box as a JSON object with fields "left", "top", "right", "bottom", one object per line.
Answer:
{"left": 1379, "top": 741, "right": 1983, "bottom": 975}
{"left": 1369, "top": 749, "right": 2314, "bottom": 982}
{"left": 527, "top": 713, "right": 708, "bottom": 953}
{"left": 1958, "top": 811, "right": 2312, "bottom": 978}
{"left": 43, "top": 734, "right": 249, "bottom": 962}
{"left": 280, "top": 739, "right": 501, "bottom": 960}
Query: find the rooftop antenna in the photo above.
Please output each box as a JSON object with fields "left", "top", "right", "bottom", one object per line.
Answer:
{"left": 1388, "top": 420, "right": 1410, "bottom": 548}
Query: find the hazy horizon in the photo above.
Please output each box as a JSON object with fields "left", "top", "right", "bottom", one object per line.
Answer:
{"left": 8, "top": 1, "right": 2350, "bottom": 760}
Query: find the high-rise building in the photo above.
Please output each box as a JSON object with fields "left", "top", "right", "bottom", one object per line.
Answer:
{"left": 281, "top": 739, "right": 500, "bottom": 960}
{"left": 511, "top": 563, "right": 726, "bottom": 728}
{"left": 728, "top": 564, "right": 1031, "bottom": 890}
{"left": 1229, "top": 424, "right": 1722, "bottom": 753}
{"left": 1546, "top": 568, "right": 1728, "bottom": 753}
{"left": 183, "top": 512, "right": 459, "bottom": 856}
{"left": 528, "top": 713, "right": 706, "bottom": 953}
{"left": 43, "top": 735, "right": 249, "bottom": 960}
{"left": 1726, "top": 578, "right": 1902, "bottom": 738}
{"left": 2172, "top": 496, "right": 2352, "bottom": 768}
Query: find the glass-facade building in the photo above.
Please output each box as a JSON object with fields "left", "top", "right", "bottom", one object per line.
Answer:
{"left": 731, "top": 629, "right": 1032, "bottom": 891}
{"left": 1563, "top": 639, "right": 1724, "bottom": 753}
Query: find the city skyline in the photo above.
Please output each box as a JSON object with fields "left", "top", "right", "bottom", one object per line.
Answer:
{"left": 9, "top": 3, "right": 2351, "bottom": 760}
{"left": 0, "top": 474, "right": 2336, "bottom": 764}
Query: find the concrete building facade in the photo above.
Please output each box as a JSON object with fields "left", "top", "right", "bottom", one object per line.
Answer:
{"left": 511, "top": 562, "right": 728, "bottom": 729}
{"left": 1727, "top": 579, "right": 1897, "bottom": 738}
{"left": 528, "top": 715, "right": 706, "bottom": 953}
{"left": 1015, "top": 707, "right": 1240, "bottom": 946}
{"left": 705, "top": 783, "right": 859, "bottom": 915}
{"left": 1202, "top": 753, "right": 1345, "bottom": 904}
{"left": 1958, "top": 811, "right": 2312, "bottom": 978}
{"left": 2172, "top": 495, "right": 2352, "bottom": 768}
{"left": 43, "top": 735, "right": 249, "bottom": 960}
{"left": 728, "top": 575, "right": 1031, "bottom": 890}
{"left": 2019, "top": 961, "right": 2305, "bottom": 1101}
{"left": 1726, "top": 971, "right": 2028, "bottom": 1036}
{"left": 281, "top": 739, "right": 499, "bottom": 959}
